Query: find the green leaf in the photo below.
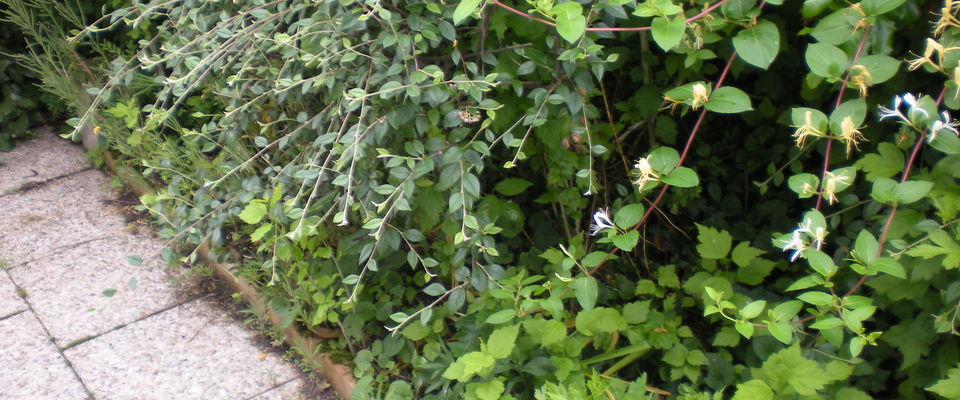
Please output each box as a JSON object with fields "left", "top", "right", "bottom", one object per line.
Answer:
{"left": 862, "top": 0, "right": 906, "bottom": 15}
{"left": 928, "top": 366, "right": 960, "bottom": 399}
{"left": 731, "top": 242, "right": 764, "bottom": 268}
{"left": 754, "top": 346, "right": 831, "bottom": 395}
{"left": 830, "top": 98, "right": 867, "bottom": 133}
{"left": 855, "top": 230, "right": 879, "bottom": 266}
{"left": 623, "top": 300, "right": 651, "bottom": 324}
{"left": 493, "top": 178, "right": 533, "bottom": 196}
{"left": 651, "top": 15, "right": 686, "bottom": 51}
{"left": 797, "top": 291, "right": 835, "bottom": 306}
{"left": 485, "top": 309, "right": 516, "bottom": 325}
{"left": 661, "top": 167, "right": 699, "bottom": 187}
{"left": 574, "top": 276, "right": 599, "bottom": 311}
{"left": 791, "top": 107, "right": 829, "bottom": 133}
{"left": 871, "top": 257, "right": 906, "bottom": 279}
{"left": 384, "top": 381, "right": 414, "bottom": 400}
{"left": 870, "top": 177, "right": 898, "bottom": 204}
{"left": 575, "top": 307, "right": 627, "bottom": 336}
{"left": 804, "top": 249, "right": 837, "bottom": 277}
{"left": 740, "top": 300, "right": 767, "bottom": 319}
{"left": 470, "top": 379, "right": 505, "bottom": 400}
{"left": 809, "top": 317, "right": 843, "bottom": 330}
{"left": 773, "top": 300, "right": 803, "bottom": 321}
{"left": 444, "top": 351, "right": 495, "bottom": 381}
{"left": 705, "top": 87, "right": 753, "bottom": 114}
{"left": 788, "top": 173, "right": 820, "bottom": 198}
{"left": 539, "top": 320, "right": 567, "bottom": 347}
{"left": 767, "top": 321, "right": 793, "bottom": 344}
{"left": 713, "top": 326, "right": 741, "bottom": 347}
{"left": 907, "top": 230, "right": 960, "bottom": 269}
{"left": 648, "top": 146, "right": 680, "bottom": 174}
{"left": 732, "top": 380, "right": 773, "bottom": 400}
{"left": 423, "top": 283, "right": 447, "bottom": 296}
{"left": 696, "top": 224, "right": 733, "bottom": 259}
{"left": 722, "top": 0, "right": 757, "bottom": 18}
{"left": 102, "top": 288, "right": 117, "bottom": 297}
{"left": 238, "top": 201, "right": 268, "bottom": 224}
{"left": 554, "top": 2, "right": 586, "bottom": 44}
{"left": 733, "top": 20, "right": 780, "bottom": 69}
{"left": 250, "top": 223, "right": 272, "bottom": 242}
{"left": 811, "top": 9, "right": 856, "bottom": 45}
{"left": 857, "top": 143, "right": 904, "bottom": 180}
{"left": 894, "top": 180, "right": 933, "bottom": 204}
{"left": 614, "top": 204, "right": 646, "bottom": 229}
{"left": 487, "top": 324, "right": 520, "bottom": 359}
{"left": 735, "top": 320, "right": 755, "bottom": 339}
{"left": 738, "top": 258, "right": 776, "bottom": 285}
{"left": 806, "top": 43, "right": 849, "bottom": 79}
{"left": 931, "top": 130, "right": 960, "bottom": 155}
{"left": 453, "top": 0, "right": 483, "bottom": 24}
{"left": 612, "top": 230, "right": 640, "bottom": 251}
{"left": 127, "top": 255, "right": 143, "bottom": 266}
{"left": 853, "top": 55, "right": 900, "bottom": 84}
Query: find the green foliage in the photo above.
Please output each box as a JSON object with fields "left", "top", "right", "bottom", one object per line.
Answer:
{"left": 18, "top": 0, "right": 960, "bottom": 398}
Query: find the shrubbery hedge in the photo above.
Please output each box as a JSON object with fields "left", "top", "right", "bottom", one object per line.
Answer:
{"left": 11, "top": 0, "right": 960, "bottom": 398}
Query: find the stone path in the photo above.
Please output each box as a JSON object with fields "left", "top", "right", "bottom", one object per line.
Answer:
{"left": 0, "top": 131, "right": 320, "bottom": 400}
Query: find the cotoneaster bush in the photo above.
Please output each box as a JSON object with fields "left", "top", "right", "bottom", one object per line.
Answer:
{"left": 27, "top": 0, "right": 960, "bottom": 398}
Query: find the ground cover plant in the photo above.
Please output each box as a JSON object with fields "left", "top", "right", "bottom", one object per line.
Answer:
{"left": 11, "top": 0, "right": 960, "bottom": 398}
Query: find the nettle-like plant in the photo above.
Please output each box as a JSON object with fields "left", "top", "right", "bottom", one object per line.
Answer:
{"left": 41, "top": 0, "right": 960, "bottom": 398}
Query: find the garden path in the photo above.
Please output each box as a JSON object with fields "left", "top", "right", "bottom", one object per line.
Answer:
{"left": 0, "top": 130, "right": 322, "bottom": 400}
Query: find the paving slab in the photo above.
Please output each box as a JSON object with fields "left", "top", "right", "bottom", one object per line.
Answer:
{"left": 0, "top": 273, "right": 26, "bottom": 318}
{"left": 0, "top": 312, "right": 88, "bottom": 399}
{"left": 0, "top": 128, "right": 89, "bottom": 193}
{"left": 9, "top": 233, "right": 177, "bottom": 346}
{"left": 249, "top": 378, "right": 308, "bottom": 400}
{"left": 65, "top": 299, "right": 301, "bottom": 400}
{"left": 0, "top": 169, "right": 129, "bottom": 265}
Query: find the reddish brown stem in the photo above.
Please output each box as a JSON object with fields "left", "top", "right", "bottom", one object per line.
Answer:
{"left": 842, "top": 87, "right": 946, "bottom": 297}
{"left": 814, "top": 26, "right": 872, "bottom": 210}
{"left": 489, "top": 0, "right": 732, "bottom": 33}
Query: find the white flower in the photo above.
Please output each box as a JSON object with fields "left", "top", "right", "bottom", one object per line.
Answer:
{"left": 633, "top": 157, "right": 660, "bottom": 191}
{"left": 781, "top": 230, "right": 807, "bottom": 262}
{"left": 903, "top": 93, "right": 930, "bottom": 121}
{"left": 589, "top": 208, "right": 614, "bottom": 236}
{"left": 929, "top": 111, "right": 960, "bottom": 142}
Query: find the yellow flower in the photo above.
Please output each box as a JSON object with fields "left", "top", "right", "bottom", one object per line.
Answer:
{"left": 822, "top": 170, "right": 853, "bottom": 205}
{"left": 838, "top": 116, "right": 866, "bottom": 157}
{"left": 634, "top": 157, "right": 660, "bottom": 191}
{"left": 791, "top": 110, "right": 826, "bottom": 148}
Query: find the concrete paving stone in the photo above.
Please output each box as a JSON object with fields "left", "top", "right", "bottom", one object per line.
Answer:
{"left": 0, "top": 273, "right": 26, "bottom": 318}
{"left": 65, "top": 299, "right": 300, "bottom": 400}
{"left": 248, "top": 379, "right": 309, "bottom": 400}
{"left": 0, "top": 312, "right": 87, "bottom": 400}
{"left": 0, "top": 169, "right": 129, "bottom": 265}
{"left": 10, "top": 234, "right": 177, "bottom": 346}
{"left": 0, "top": 128, "right": 89, "bottom": 193}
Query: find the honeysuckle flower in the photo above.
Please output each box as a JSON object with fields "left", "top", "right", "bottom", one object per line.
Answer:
{"left": 839, "top": 116, "right": 867, "bottom": 157}
{"left": 633, "top": 157, "right": 660, "bottom": 191}
{"left": 878, "top": 95, "right": 906, "bottom": 121}
{"left": 792, "top": 110, "right": 826, "bottom": 148}
{"left": 781, "top": 230, "right": 807, "bottom": 262}
{"left": 903, "top": 93, "right": 930, "bottom": 121}
{"left": 850, "top": 65, "right": 872, "bottom": 97}
{"left": 821, "top": 170, "right": 852, "bottom": 205}
{"left": 930, "top": 111, "right": 960, "bottom": 142}
{"left": 908, "top": 39, "right": 941, "bottom": 71}
{"left": 691, "top": 83, "right": 709, "bottom": 110}
{"left": 589, "top": 208, "right": 614, "bottom": 236}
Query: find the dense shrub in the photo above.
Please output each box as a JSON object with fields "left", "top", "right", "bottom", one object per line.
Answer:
{"left": 16, "top": 0, "right": 960, "bottom": 398}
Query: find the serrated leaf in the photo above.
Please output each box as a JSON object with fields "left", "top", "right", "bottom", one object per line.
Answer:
{"left": 696, "top": 224, "right": 733, "bottom": 259}
{"left": 731, "top": 242, "right": 764, "bottom": 268}
{"left": 927, "top": 366, "right": 960, "bottom": 399}
{"left": 238, "top": 202, "right": 267, "bottom": 224}
{"left": 732, "top": 380, "right": 773, "bottom": 400}
{"left": 487, "top": 324, "right": 519, "bottom": 359}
